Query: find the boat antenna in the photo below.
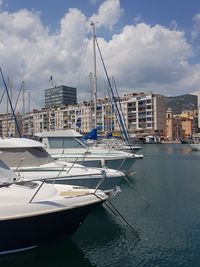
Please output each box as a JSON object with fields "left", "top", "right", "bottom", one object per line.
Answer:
{"left": 91, "top": 21, "right": 97, "bottom": 129}
{"left": 0, "top": 67, "right": 21, "bottom": 137}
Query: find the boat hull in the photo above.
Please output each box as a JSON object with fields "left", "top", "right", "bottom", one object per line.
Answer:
{"left": 17, "top": 168, "right": 125, "bottom": 191}
{"left": 50, "top": 174, "right": 124, "bottom": 190}
{"left": 0, "top": 202, "right": 98, "bottom": 254}
{"left": 55, "top": 157, "right": 137, "bottom": 177}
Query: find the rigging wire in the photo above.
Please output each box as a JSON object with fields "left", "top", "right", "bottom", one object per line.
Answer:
{"left": 7, "top": 81, "right": 24, "bottom": 134}
{"left": 112, "top": 77, "right": 131, "bottom": 144}
{"left": 0, "top": 89, "right": 6, "bottom": 105}
{"left": 0, "top": 67, "right": 21, "bottom": 137}
{"left": 95, "top": 38, "right": 129, "bottom": 141}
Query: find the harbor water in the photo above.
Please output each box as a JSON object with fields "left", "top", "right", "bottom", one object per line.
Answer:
{"left": 1, "top": 144, "right": 200, "bottom": 267}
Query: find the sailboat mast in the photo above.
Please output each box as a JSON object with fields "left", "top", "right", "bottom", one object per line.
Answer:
{"left": 22, "top": 81, "right": 25, "bottom": 115}
{"left": 6, "top": 77, "right": 9, "bottom": 137}
{"left": 91, "top": 22, "right": 97, "bottom": 129}
{"left": 28, "top": 91, "right": 30, "bottom": 113}
{"left": 89, "top": 72, "right": 93, "bottom": 130}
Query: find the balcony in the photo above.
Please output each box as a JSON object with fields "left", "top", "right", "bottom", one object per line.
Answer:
{"left": 138, "top": 114, "right": 146, "bottom": 119}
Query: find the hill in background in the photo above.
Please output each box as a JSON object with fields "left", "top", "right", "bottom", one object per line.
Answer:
{"left": 165, "top": 94, "right": 197, "bottom": 114}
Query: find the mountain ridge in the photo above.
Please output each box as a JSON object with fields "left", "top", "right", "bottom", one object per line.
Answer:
{"left": 165, "top": 94, "right": 197, "bottom": 114}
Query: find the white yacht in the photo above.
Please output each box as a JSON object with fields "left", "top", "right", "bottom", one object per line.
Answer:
{"left": 35, "top": 130, "right": 143, "bottom": 177}
{"left": 0, "top": 160, "right": 109, "bottom": 254}
{"left": 0, "top": 138, "right": 125, "bottom": 191}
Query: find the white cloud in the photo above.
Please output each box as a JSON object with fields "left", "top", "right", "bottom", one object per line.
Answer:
{"left": 95, "top": 23, "right": 193, "bottom": 95}
{"left": 0, "top": 2, "right": 199, "bottom": 113}
{"left": 89, "top": 0, "right": 124, "bottom": 30}
{"left": 192, "top": 13, "right": 200, "bottom": 39}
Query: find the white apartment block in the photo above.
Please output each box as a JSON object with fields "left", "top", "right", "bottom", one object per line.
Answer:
{"left": 120, "top": 92, "right": 166, "bottom": 134}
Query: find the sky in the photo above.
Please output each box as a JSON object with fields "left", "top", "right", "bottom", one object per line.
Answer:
{"left": 0, "top": 0, "right": 200, "bottom": 111}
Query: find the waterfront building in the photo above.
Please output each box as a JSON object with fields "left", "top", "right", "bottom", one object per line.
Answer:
{"left": 22, "top": 104, "right": 82, "bottom": 136}
{"left": 2, "top": 88, "right": 199, "bottom": 139}
{"left": 45, "top": 85, "right": 77, "bottom": 108}
{"left": 80, "top": 102, "right": 93, "bottom": 133}
{"left": 23, "top": 112, "right": 34, "bottom": 137}
{"left": 2, "top": 92, "right": 169, "bottom": 138}
{"left": 198, "top": 90, "right": 200, "bottom": 128}
{"left": 0, "top": 113, "right": 23, "bottom": 137}
{"left": 120, "top": 92, "right": 166, "bottom": 135}
{"left": 164, "top": 109, "right": 197, "bottom": 141}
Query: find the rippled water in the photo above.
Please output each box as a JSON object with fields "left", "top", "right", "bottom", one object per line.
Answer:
{"left": 1, "top": 144, "right": 200, "bottom": 267}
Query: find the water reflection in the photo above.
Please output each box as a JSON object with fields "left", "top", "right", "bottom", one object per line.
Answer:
{"left": 159, "top": 144, "right": 191, "bottom": 154}
{"left": 0, "top": 237, "right": 95, "bottom": 267}
{"left": 74, "top": 206, "right": 141, "bottom": 267}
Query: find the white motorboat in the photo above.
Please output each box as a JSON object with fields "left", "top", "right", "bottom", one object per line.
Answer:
{"left": 35, "top": 130, "right": 143, "bottom": 176}
{"left": 0, "top": 138, "right": 125, "bottom": 191}
{"left": 0, "top": 160, "right": 109, "bottom": 254}
{"left": 189, "top": 143, "right": 200, "bottom": 151}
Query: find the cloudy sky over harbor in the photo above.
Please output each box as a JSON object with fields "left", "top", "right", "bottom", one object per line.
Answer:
{"left": 0, "top": 0, "right": 200, "bottom": 110}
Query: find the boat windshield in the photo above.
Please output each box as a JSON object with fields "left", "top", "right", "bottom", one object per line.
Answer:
{"left": 0, "top": 147, "right": 54, "bottom": 167}
{"left": 48, "top": 137, "right": 88, "bottom": 149}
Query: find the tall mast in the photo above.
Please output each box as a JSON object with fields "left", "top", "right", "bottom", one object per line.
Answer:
{"left": 6, "top": 77, "right": 9, "bottom": 137}
{"left": 28, "top": 91, "right": 31, "bottom": 137}
{"left": 28, "top": 91, "right": 30, "bottom": 113}
{"left": 22, "top": 81, "right": 25, "bottom": 115}
{"left": 91, "top": 22, "right": 97, "bottom": 129}
{"left": 89, "top": 72, "right": 93, "bottom": 130}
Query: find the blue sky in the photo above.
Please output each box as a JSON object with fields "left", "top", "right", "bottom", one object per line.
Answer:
{"left": 0, "top": 1, "right": 197, "bottom": 32}
{"left": 0, "top": 0, "right": 200, "bottom": 110}
{"left": 3, "top": 0, "right": 199, "bottom": 36}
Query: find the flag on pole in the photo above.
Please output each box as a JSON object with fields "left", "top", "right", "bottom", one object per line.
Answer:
{"left": 49, "top": 75, "right": 53, "bottom": 87}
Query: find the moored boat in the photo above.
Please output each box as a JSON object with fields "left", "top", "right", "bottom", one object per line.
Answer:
{"left": 35, "top": 130, "right": 143, "bottom": 177}
{"left": 0, "top": 159, "right": 110, "bottom": 254}
{"left": 0, "top": 137, "right": 125, "bottom": 191}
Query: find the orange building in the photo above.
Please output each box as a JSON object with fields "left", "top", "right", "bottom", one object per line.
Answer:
{"left": 164, "top": 108, "right": 195, "bottom": 141}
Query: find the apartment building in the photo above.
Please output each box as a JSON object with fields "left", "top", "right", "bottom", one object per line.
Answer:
{"left": 0, "top": 113, "right": 23, "bottom": 137}
{"left": 122, "top": 92, "right": 166, "bottom": 135}
{"left": 22, "top": 104, "right": 83, "bottom": 136}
